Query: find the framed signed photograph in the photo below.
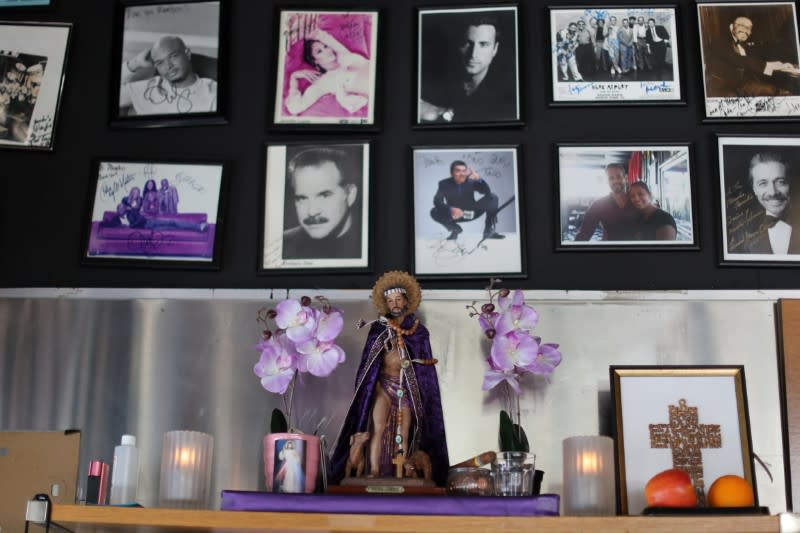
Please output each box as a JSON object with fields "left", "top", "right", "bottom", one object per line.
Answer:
{"left": 83, "top": 160, "right": 227, "bottom": 268}
{"left": 412, "top": 146, "right": 524, "bottom": 278}
{"left": 417, "top": 6, "right": 520, "bottom": 127}
{"left": 548, "top": 6, "right": 682, "bottom": 104}
{"left": 111, "top": 0, "right": 226, "bottom": 127}
{"left": 261, "top": 142, "right": 370, "bottom": 272}
{"left": 610, "top": 366, "right": 757, "bottom": 515}
{"left": 698, "top": 1, "right": 800, "bottom": 120}
{"left": 0, "top": 0, "right": 51, "bottom": 7}
{"left": 717, "top": 135, "right": 800, "bottom": 264}
{"left": 272, "top": 9, "right": 379, "bottom": 127}
{"left": 557, "top": 144, "right": 697, "bottom": 249}
{"left": 0, "top": 22, "right": 71, "bottom": 151}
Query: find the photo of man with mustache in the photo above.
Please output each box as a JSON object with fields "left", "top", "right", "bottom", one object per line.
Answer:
{"left": 741, "top": 151, "right": 800, "bottom": 254}
{"left": 282, "top": 145, "right": 363, "bottom": 260}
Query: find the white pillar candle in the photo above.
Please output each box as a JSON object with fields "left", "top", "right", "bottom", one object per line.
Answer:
{"left": 562, "top": 435, "right": 616, "bottom": 516}
{"left": 158, "top": 430, "right": 214, "bottom": 509}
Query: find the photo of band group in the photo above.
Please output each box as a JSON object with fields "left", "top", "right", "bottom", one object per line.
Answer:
{"left": 4, "top": 0, "right": 800, "bottom": 276}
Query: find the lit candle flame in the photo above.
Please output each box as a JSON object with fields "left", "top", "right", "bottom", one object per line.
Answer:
{"left": 174, "top": 447, "right": 197, "bottom": 467}
{"left": 578, "top": 451, "right": 599, "bottom": 474}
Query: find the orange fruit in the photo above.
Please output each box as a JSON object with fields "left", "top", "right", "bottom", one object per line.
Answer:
{"left": 707, "top": 475, "right": 755, "bottom": 507}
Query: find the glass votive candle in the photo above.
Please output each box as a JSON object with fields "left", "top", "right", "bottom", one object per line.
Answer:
{"left": 491, "top": 451, "right": 536, "bottom": 496}
{"left": 446, "top": 467, "right": 494, "bottom": 495}
{"left": 158, "top": 430, "right": 214, "bottom": 509}
{"left": 562, "top": 435, "right": 615, "bottom": 515}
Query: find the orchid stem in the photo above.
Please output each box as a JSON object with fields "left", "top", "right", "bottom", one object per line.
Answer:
{"left": 284, "top": 370, "right": 298, "bottom": 431}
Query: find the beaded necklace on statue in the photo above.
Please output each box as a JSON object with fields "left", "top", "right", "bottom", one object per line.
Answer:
{"left": 387, "top": 317, "right": 419, "bottom": 350}
{"left": 387, "top": 316, "right": 419, "bottom": 475}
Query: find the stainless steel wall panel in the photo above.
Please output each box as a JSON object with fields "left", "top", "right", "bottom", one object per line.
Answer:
{"left": 0, "top": 294, "right": 786, "bottom": 512}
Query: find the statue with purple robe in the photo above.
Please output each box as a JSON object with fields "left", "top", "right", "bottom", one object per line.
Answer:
{"left": 329, "top": 271, "right": 450, "bottom": 486}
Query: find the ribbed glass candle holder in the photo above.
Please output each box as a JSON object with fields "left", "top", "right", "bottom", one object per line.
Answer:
{"left": 562, "top": 435, "right": 615, "bottom": 516}
{"left": 158, "top": 430, "right": 214, "bottom": 509}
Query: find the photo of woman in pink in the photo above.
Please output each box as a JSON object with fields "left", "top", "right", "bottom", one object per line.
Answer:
{"left": 275, "top": 11, "right": 378, "bottom": 125}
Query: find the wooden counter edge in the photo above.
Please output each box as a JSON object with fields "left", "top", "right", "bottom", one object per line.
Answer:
{"left": 51, "top": 504, "right": 780, "bottom": 533}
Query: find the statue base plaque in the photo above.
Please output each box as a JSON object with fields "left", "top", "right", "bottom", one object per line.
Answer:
{"left": 330, "top": 477, "right": 444, "bottom": 495}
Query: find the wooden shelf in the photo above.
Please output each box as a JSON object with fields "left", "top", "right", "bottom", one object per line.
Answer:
{"left": 50, "top": 504, "right": 780, "bottom": 533}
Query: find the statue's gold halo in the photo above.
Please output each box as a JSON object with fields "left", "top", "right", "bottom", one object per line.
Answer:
{"left": 371, "top": 271, "right": 421, "bottom": 316}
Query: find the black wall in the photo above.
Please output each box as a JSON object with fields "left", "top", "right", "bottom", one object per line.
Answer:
{"left": 1, "top": 0, "right": 798, "bottom": 290}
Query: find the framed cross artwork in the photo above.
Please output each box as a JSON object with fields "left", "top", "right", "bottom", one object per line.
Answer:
{"left": 610, "top": 366, "right": 757, "bottom": 515}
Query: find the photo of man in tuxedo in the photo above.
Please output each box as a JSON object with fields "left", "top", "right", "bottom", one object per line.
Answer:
{"left": 740, "top": 152, "right": 800, "bottom": 254}
{"left": 699, "top": 4, "right": 800, "bottom": 98}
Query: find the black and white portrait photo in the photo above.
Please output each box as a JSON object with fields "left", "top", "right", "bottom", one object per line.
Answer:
{"left": 412, "top": 147, "right": 523, "bottom": 277}
{"left": 558, "top": 145, "right": 696, "bottom": 248}
{"left": 698, "top": 2, "right": 800, "bottom": 119}
{"left": 417, "top": 6, "right": 520, "bottom": 126}
{"left": 549, "top": 6, "right": 681, "bottom": 103}
{"left": 719, "top": 136, "right": 800, "bottom": 263}
{"left": 0, "top": 22, "right": 71, "bottom": 150}
{"left": 262, "top": 142, "right": 370, "bottom": 271}
{"left": 114, "top": 0, "right": 223, "bottom": 124}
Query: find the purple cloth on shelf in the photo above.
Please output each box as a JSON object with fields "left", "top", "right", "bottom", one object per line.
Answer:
{"left": 220, "top": 490, "right": 560, "bottom": 516}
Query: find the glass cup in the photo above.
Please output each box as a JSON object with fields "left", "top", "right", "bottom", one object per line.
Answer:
{"left": 446, "top": 466, "right": 494, "bottom": 496}
{"left": 491, "top": 451, "right": 536, "bottom": 496}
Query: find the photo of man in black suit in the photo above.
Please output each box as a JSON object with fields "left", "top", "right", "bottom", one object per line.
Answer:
{"left": 430, "top": 160, "right": 505, "bottom": 241}
{"left": 699, "top": 4, "right": 800, "bottom": 98}
{"left": 645, "top": 18, "right": 671, "bottom": 74}
{"left": 418, "top": 7, "right": 519, "bottom": 124}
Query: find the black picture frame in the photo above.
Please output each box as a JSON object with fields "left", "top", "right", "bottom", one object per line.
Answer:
{"left": 547, "top": 5, "right": 685, "bottom": 106}
{"left": 717, "top": 134, "right": 800, "bottom": 265}
{"left": 410, "top": 145, "right": 525, "bottom": 279}
{"left": 415, "top": 4, "right": 522, "bottom": 128}
{"left": 259, "top": 140, "right": 372, "bottom": 273}
{"left": 110, "top": 0, "right": 228, "bottom": 128}
{"left": 610, "top": 365, "right": 757, "bottom": 515}
{"left": 555, "top": 142, "right": 699, "bottom": 250}
{"left": 81, "top": 158, "right": 228, "bottom": 269}
{"left": 0, "top": 21, "right": 71, "bottom": 151}
{"left": 0, "top": 0, "right": 53, "bottom": 9}
{"left": 697, "top": 1, "right": 800, "bottom": 121}
{"left": 269, "top": 7, "right": 381, "bottom": 130}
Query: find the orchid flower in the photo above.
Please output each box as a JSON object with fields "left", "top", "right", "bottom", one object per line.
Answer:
{"left": 274, "top": 299, "right": 317, "bottom": 343}
{"left": 315, "top": 308, "right": 344, "bottom": 342}
{"left": 254, "top": 296, "right": 346, "bottom": 433}
{"left": 490, "top": 330, "right": 540, "bottom": 372}
{"left": 495, "top": 289, "right": 539, "bottom": 336}
{"left": 253, "top": 337, "right": 296, "bottom": 394}
{"left": 482, "top": 366, "right": 522, "bottom": 395}
{"left": 523, "top": 342, "right": 562, "bottom": 378}
{"left": 295, "top": 338, "right": 346, "bottom": 377}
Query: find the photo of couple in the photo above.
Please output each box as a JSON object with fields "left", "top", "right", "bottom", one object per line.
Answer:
{"left": 559, "top": 145, "right": 696, "bottom": 247}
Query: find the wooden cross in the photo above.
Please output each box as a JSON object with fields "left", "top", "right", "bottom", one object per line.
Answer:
{"left": 649, "top": 398, "right": 722, "bottom": 505}
{"left": 392, "top": 451, "right": 406, "bottom": 478}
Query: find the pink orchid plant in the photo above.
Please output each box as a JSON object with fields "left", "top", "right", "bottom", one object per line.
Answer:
{"left": 254, "top": 296, "right": 345, "bottom": 433}
{"left": 467, "top": 280, "right": 562, "bottom": 452}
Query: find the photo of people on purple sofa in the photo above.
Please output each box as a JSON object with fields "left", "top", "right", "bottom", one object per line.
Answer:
{"left": 85, "top": 161, "right": 224, "bottom": 263}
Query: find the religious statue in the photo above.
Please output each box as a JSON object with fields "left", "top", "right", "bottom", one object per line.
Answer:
{"left": 329, "top": 271, "right": 450, "bottom": 486}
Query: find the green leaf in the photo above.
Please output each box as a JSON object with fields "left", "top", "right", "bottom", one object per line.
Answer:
{"left": 498, "top": 410, "right": 530, "bottom": 452}
{"left": 270, "top": 408, "right": 288, "bottom": 434}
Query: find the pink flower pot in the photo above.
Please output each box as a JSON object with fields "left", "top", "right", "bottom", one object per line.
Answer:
{"left": 263, "top": 433, "right": 320, "bottom": 494}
